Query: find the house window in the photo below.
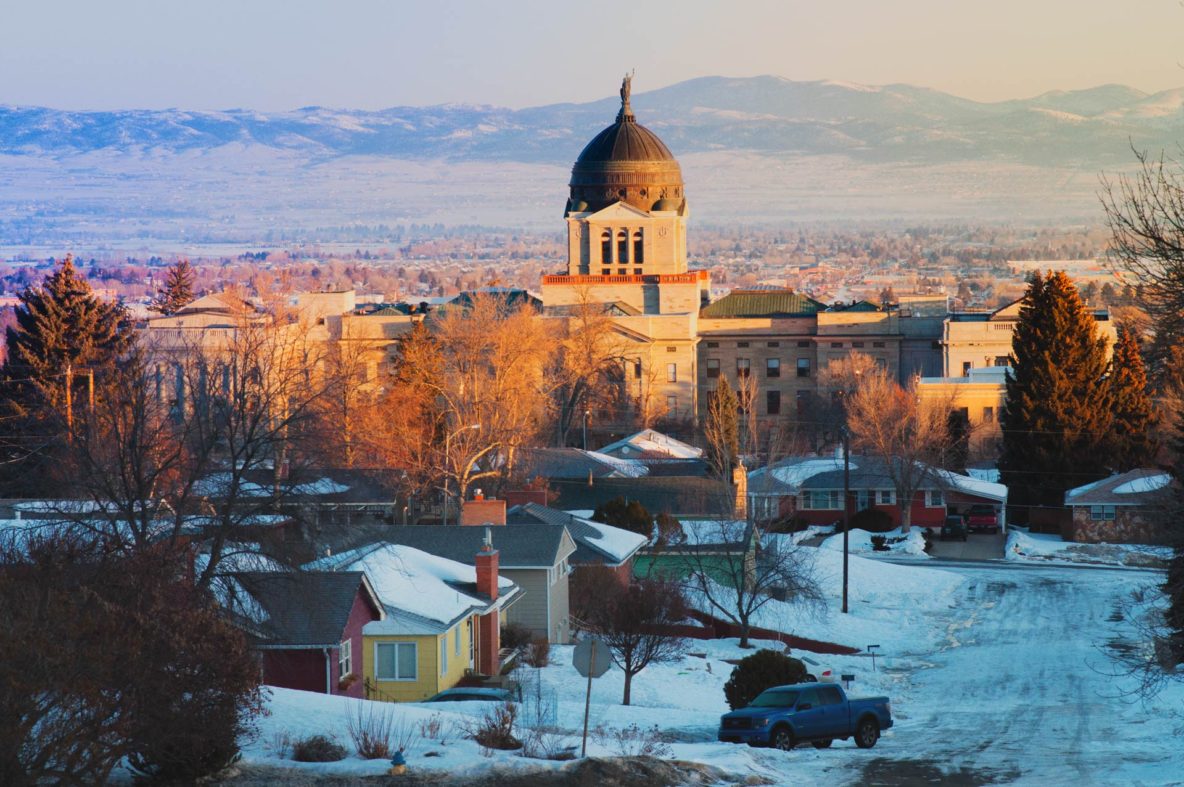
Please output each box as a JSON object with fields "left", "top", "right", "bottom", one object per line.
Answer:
{"left": 797, "top": 358, "right": 811, "bottom": 378}
{"left": 338, "top": 639, "right": 352, "bottom": 679}
{"left": 767, "top": 390, "right": 781, "bottom": 415}
{"left": 801, "top": 490, "right": 842, "bottom": 510}
{"left": 962, "top": 361, "right": 973, "bottom": 376}
{"left": 926, "top": 489, "right": 944, "bottom": 507}
{"left": 983, "top": 406, "right": 994, "bottom": 423}
{"left": 667, "top": 363, "right": 677, "bottom": 383}
{"left": 766, "top": 358, "right": 781, "bottom": 378}
{"left": 440, "top": 637, "right": 448, "bottom": 676}
{"left": 856, "top": 490, "right": 870, "bottom": 510}
{"left": 1090, "top": 505, "right": 1117, "bottom": 521}
{"left": 737, "top": 359, "right": 751, "bottom": 378}
{"left": 876, "top": 490, "right": 896, "bottom": 505}
{"left": 375, "top": 642, "right": 417, "bottom": 681}
{"left": 706, "top": 358, "right": 720, "bottom": 379}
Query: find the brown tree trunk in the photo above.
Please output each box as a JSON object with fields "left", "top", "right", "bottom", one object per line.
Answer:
{"left": 622, "top": 670, "right": 633, "bottom": 706}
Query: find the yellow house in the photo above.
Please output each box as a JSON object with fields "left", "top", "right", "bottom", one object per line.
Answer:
{"left": 306, "top": 540, "right": 521, "bottom": 703}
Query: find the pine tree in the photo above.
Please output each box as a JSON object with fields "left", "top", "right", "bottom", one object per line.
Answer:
{"left": 704, "top": 376, "right": 740, "bottom": 479}
{"left": 999, "top": 271, "right": 1113, "bottom": 512}
{"left": 1106, "top": 327, "right": 1157, "bottom": 470}
{"left": 151, "top": 259, "right": 196, "bottom": 316}
{"left": 0, "top": 255, "right": 130, "bottom": 493}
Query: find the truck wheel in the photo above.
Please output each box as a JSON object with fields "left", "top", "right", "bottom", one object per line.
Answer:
{"left": 771, "top": 726, "right": 795, "bottom": 751}
{"left": 855, "top": 718, "right": 879, "bottom": 749}
{"left": 811, "top": 739, "right": 833, "bottom": 749}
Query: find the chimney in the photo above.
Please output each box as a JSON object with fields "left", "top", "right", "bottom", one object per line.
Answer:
{"left": 474, "top": 528, "right": 501, "bottom": 676}
{"left": 460, "top": 492, "right": 506, "bottom": 526}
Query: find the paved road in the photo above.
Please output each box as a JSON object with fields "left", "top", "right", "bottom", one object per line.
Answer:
{"left": 857, "top": 563, "right": 1178, "bottom": 786}
{"left": 928, "top": 531, "right": 1005, "bottom": 561}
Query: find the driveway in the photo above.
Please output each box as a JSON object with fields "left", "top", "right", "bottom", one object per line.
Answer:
{"left": 927, "top": 530, "right": 1005, "bottom": 560}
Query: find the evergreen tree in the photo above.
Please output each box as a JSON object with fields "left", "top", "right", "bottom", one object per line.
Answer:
{"left": 704, "top": 376, "right": 740, "bottom": 479}
{"left": 1106, "top": 327, "right": 1157, "bottom": 470}
{"left": 0, "top": 255, "right": 130, "bottom": 493}
{"left": 151, "top": 259, "right": 196, "bottom": 315}
{"left": 999, "top": 271, "right": 1113, "bottom": 512}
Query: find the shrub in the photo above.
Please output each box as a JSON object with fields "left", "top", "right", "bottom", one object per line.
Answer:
{"left": 346, "top": 703, "right": 394, "bottom": 759}
{"left": 655, "top": 512, "right": 684, "bottom": 545}
{"left": 591, "top": 497, "right": 653, "bottom": 538}
{"left": 870, "top": 535, "right": 889, "bottom": 551}
{"left": 590, "top": 722, "right": 671, "bottom": 758}
{"left": 723, "top": 649, "right": 808, "bottom": 711}
{"left": 501, "top": 622, "right": 533, "bottom": 654}
{"left": 466, "top": 702, "right": 521, "bottom": 750}
{"left": 524, "top": 639, "right": 551, "bottom": 668}
{"left": 849, "top": 507, "right": 894, "bottom": 533}
{"left": 292, "top": 735, "right": 347, "bottom": 762}
{"left": 921, "top": 527, "right": 935, "bottom": 554}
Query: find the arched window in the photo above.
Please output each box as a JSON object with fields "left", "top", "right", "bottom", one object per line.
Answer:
{"left": 601, "top": 230, "right": 612, "bottom": 265}
{"left": 617, "top": 230, "right": 628, "bottom": 264}
{"left": 633, "top": 230, "right": 644, "bottom": 264}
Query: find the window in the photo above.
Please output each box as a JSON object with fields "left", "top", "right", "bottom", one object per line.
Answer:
{"left": 601, "top": 268, "right": 611, "bottom": 275}
{"left": 375, "top": 642, "right": 417, "bottom": 681}
{"left": 617, "top": 268, "right": 626, "bottom": 275}
{"left": 737, "top": 358, "right": 751, "bottom": 377}
{"left": 767, "top": 341, "right": 780, "bottom": 348}
{"left": 706, "top": 358, "right": 720, "bottom": 378}
{"left": 852, "top": 341, "right": 864, "bottom": 348}
{"left": 633, "top": 231, "right": 644, "bottom": 263}
{"left": 666, "top": 346, "right": 677, "bottom": 352}
{"left": 801, "top": 490, "right": 842, "bottom": 510}
{"left": 797, "top": 340, "right": 810, "bottom": 348}
{"left": 876, "top": 357, "right": 888, "bottom": 369}
{"left": 856, "top": 490, "right": 870, "bottom": 510}
{"left": 617, "top": 230, "right": 628, "bottom": 263}
{"left": 767, "top": 390, "right": 781, "bottom": 415}
{"left": 982, "top": 406, "right": 994, "bottom": 423}
{"left": 876, "top": 490, "right": 896, "bottom": 505}
{"left": 633, "top": 268, "right": 642, "bottom": 275}
{"left": 873, "top": 341, "right": 886, "bottom": 349}
{"left": 830, "top": 342, "right": 843, "bottom": 348}
{"left": 737, "top": 341, "right": 750, "bottom": 348}
{"left": 962, "top": 361, "right": 973, "bottom": 376}
{"left": 666, "top": 394, "right": 678, "bottom": 413}
{"left": 766, "top": 358, "right": 781, "bottom": 378}
{"left": 797, "top": 358, "right": 811, "bottom": 378}
{"left": 467, "top": 620, "right": 474, "bottom": 666}
{"left": 706, "top": 341, "right": 719, "bottom": 348}
{"left": 338, "top": 639, "right": 352, "bottom": 679}
{"left": 1090, "top": 505, "right": 1116, "bottom": 521}
{"left": 666, "top": 363, "right": 677, "bottom": 383}
{"left": 994, "top": 356, "right": 1010, "bottom": 367}
{"left": 926, "top": 489, "right": 944, "bottom": 507}
{"left": 601, "top": 231, "right": 612, "bottom": 264}
{"left": 633, "top": 359, "right": 642, "bottom": 379}
{"left": 440, "top": 637, "right": 448, "bottom": 676}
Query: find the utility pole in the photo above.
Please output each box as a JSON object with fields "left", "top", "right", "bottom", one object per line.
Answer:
{"left": 842, "top": 424, "right": 850, "bottom": 615}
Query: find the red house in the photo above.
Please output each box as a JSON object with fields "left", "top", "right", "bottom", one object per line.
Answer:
{"left": 747, "top": 454, "right": 1008, "bottom": 531}
{"left": 230, "top": 571, "right": 384, "bottom": 698}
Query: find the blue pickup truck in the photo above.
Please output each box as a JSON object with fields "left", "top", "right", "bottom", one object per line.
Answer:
{"left": 718, "top": 683, "right": 892, "bottom": 750}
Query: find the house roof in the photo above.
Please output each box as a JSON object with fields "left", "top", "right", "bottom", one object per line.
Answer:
{"left": 748, "top": 455, "right": 1008, "bottom": 503}
{"left": 377, "top": 524, "right": 576, "bottom": 569}
{"left": 305, "top": 542, "right": 520, "bottom": 635}
{"left": 596, "top": 429, "right": 703, "bottom": 460}
{"left": 515, "top": 447, "right": 644, "bottom": 480}
{"left": 700, "top": 289, "right": 825, "bottom": 318}
{"left": 229, "top": 571, "right": 382, "bottom": 649}
{"left": 505, "top": 502, "right": 648, "bottom": 565}
{"left": 1064, "top": 468, "right": 1176, "bottom": 507}
{"left": 545, "top": 476, "right": 735, "bottom": 517}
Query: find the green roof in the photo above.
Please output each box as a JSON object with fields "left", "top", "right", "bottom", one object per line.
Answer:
{"left": 700, "top": 290, "right": 825, "bottom": 318}
{"left": 831, "top": 299, "right": 884, "bottom": 313}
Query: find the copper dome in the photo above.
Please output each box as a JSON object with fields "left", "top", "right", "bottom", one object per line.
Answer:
{"left": 568, "top": 76, "right": 684, "bottom": 214}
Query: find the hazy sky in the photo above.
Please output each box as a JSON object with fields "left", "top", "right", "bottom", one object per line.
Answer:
{"left": 5, "top": 0, "right": 1184, "bottom": 110}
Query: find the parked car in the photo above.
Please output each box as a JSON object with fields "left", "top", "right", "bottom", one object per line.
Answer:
{"left": 799, "top": 655, "right": 836, "bottom": 683}
{"left": 941, "top": 515, "right": 968, "bottom": 541}
{"left": 965, "top": 504, "right": 1000, "bottom": 534}
{"left": 718, "top": 683, "right": 892, "bottom": 750}
{"left": 421, "top": 687, "right": 518, "bottom": 703}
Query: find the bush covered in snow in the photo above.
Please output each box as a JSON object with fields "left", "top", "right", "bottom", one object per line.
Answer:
{"left": 722, "top": 648, "right": 808, "bottom": 710}
{"left": 291, "top": 734, "right": 347, "bottom": 762}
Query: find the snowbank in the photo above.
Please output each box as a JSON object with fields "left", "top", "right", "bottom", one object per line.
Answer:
{"left": 1005, "top": 529, "right": 1171, "bottom": 569}
{"left": 820, "top": 527, "right": 929, "bottom": 558}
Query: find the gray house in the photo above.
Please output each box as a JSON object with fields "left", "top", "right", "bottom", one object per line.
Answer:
{"left": 379, "top": 525, "right": 577, "bottom": 644}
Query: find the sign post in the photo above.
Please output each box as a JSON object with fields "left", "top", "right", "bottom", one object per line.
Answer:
{"left": 572, "top": 637, "right": 612, "bottom": 758}
{"left": 867, "top": 644, "right": 881, "bottom": 672}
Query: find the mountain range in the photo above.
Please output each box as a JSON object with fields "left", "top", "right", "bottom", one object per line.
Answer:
{"left": 3, "top": 76, "right": 1184, "bottom": 244}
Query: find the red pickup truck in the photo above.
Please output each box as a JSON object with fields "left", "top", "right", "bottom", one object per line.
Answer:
{"left": 965, "top": 504, "right": 999, "bottom": 534}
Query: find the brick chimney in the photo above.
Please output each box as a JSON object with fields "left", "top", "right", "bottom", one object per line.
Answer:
{"left": 474, "top": 527, "right": 501, "bottom": 676}
{"left": 460, "top": 489, "right": 506, "bottom": 526}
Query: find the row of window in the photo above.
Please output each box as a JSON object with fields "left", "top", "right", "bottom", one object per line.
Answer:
{"left": 704, "top": 340, "right": 888, "bottom": 350}
{"left": 599, "top": 228, "right": 644, "bottom": 270}
{"left": 797, "top": 489, "right": 946, "bottom": 510}
{"left": 706, "top": 357, "right": 811, "bottom": 379}
{"left": 961, "top": 357, "right": 1011, "bottom": 375}
{"left": 1090, "top": 505, "right": 1117, "bottom": 521}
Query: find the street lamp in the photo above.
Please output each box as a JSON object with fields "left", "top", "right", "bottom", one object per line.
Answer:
{"left": 443, "top": 423, "right": 480, "bottom": 526}
{"left": 582, "top": 409, "right": 590, "bottom": 451}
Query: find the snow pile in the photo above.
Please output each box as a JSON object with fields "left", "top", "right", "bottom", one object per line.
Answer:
{"left": 1005, "top": 529, "right": 1171, "bottom": 568}
{"left": 820, "top": 527, "right": 929, "bottom": 558}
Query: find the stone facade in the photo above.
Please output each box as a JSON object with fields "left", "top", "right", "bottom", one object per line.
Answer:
{"left": 1070, "top": 506, "right": 1166, "bottom": 544}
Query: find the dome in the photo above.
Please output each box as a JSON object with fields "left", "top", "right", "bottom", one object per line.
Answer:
{"left": 568, "top": 76, "right": 684, "bottom": 214}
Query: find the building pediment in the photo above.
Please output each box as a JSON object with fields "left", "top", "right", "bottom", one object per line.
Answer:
{"left": 583, "top": 201, "right": 652, "bottom": 222}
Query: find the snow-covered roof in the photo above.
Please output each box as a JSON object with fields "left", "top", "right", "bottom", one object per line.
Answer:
{"left": 305, "top": 542, "right": 517, "bottom": 634}
{"left": 932, "top": 469, "right": 1008, "bottom": 502}
{"left": 770, "top": 458, "right": 851, "bottom": 488}
{"left": 581, "top": 519, "right": 650, "bottom": 560}
{"left": 290, "top": 477, "right": 351, "bottom": 496}
{"left": 1065, "top": 468, "right": 1176, "bottom": 506}
{"left": 583, "top": 451, "right": 650, "bottom": 478}
{"left": 596, "top": 429, "right": 703, "bottom": 460}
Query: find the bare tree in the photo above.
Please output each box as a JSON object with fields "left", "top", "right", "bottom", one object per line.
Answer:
{"left": 843, "top": 367, "right": 956, "bottom": 532}
{"left": 552, "top": 289, "right": 629, "bottom": 446}
{"left": 578, "top": 573, "right": 688, "bottom": 706}
{"left": 703, "top": 377, "right": 739, "bottom": 480}
{"left": 674, "top": 519, "right": 823, "bottom": 648}
{"left": 736, "top": 370, "right": 760, "bottom": 460}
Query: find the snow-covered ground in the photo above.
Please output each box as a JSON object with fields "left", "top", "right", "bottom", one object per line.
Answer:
{"left": 235, "top": 556, "right": 1183, "bottom": 785}
{"left": 819, "top": 527, "right": 930, "bottom": 559}
{"left": 1006, "top": 528, "right": 1172, "bottom": 569}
